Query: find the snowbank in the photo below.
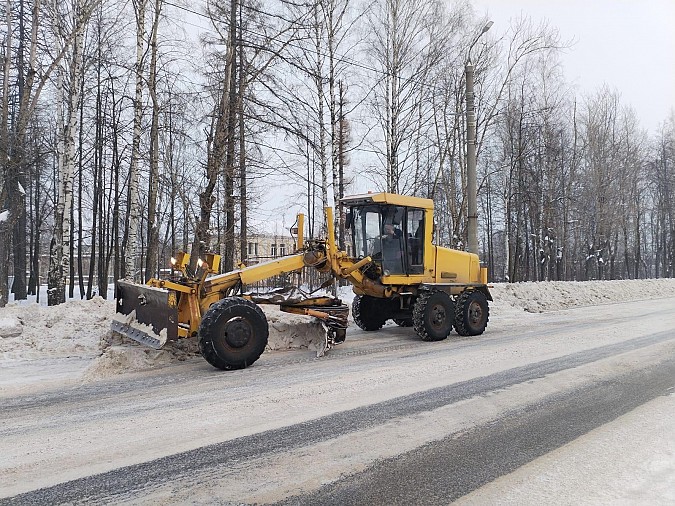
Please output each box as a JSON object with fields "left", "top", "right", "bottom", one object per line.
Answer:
{"left": 1, "top": 278, "right": 675, "bottom": 383}
{"left": 84, "top": 307, "right": 326, "bottom": 379}
{"left": 83, "top": 345, "right": 178, "bottom": 381}
{"left": 0, "top": 295, "right": 328, "bottom": 382}
{"left": 0, "top": 296, "right": 113, "bottom": 361}
{"left": 490, "top": 278, "right": 675, "bottom": 313}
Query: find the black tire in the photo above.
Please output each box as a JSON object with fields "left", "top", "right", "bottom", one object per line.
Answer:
{"left": 392, "top": 318, "right": 413, "bottom": 327}
{"left": 412, "top": 291, "right": 454, "bottom": 341}
{"left": 454, "top": 290, "right": 489, "bottom": 336}
{"left": 352, "top": 295, "right": 387, "bottom": 331}
{"left": 198, "top": 297, "right": 269, "bottom": 370}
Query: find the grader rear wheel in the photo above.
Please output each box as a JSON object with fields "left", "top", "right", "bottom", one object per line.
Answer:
{"left": 412, "top": 291, "right": 454, "bottom": 341}
{"left": 198, "top": 297, "right": 269, "bottom": 370}
{"left": 352, "top": 295, "right": 387, "bottom": 331}
{"left": 454, "top": 291, "right": 489, "bottom": 336}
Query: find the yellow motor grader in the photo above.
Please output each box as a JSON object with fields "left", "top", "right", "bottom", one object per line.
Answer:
{"left": 113, "top": 192, "right": 491, "bottom": 370}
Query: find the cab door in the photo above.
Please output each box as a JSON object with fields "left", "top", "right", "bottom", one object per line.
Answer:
{"left": 405, "top": 208, "right": 425, "bottom": 275}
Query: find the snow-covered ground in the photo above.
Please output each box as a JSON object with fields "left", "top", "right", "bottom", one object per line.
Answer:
{"left": 1, "top": 279, "right": 674, "bottom": 503}
{"left": 2, "top": 278, "right": 675, "bottom": 391}
{"left": 457, "top": 392, "right": 675, "bottom": 505}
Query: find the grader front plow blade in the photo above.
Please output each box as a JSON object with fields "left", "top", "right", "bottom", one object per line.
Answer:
{"left": 112, "top": 280, "right": 179, "bottom": 349}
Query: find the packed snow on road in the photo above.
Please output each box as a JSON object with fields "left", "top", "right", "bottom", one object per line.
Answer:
{"left": 1, "top": 278, "right": 674, "bottom": 503}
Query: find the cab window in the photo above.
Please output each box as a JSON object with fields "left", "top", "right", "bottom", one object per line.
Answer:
{"left": 406, "top": 209, "right": 424, "bottom": 274}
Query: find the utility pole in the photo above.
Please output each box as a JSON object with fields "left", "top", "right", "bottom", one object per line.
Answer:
{"left": 465, "top": 20, "right": 493, "bottom": 255}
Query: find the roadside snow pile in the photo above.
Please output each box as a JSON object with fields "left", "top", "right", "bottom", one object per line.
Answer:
{"left": 0, "top": 296, "right": 113, "bottom": 361}
{"left": 0, "top": 295, "right": 327, "bottom": 380}
{"left": 82, "top": 306, "right": 325, "bottom": 378}
{"left": 83, "top": 332, "right": 198, "bottom": 380}
{"left": 0, "top": 296, "right": 199, "bottom": 380}
{"left": 490, "top": 278, "right": 675, "bottom": 313}
{"left": 83, "top": 345, "right": 177, "bottom": 380}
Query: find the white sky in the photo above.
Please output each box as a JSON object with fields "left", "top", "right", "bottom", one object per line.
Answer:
{"left": 472, "top": 0, "right": 675, "bottom": 133}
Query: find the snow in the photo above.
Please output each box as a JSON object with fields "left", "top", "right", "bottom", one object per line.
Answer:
{"left": 0, "top": 294, "right": 329, "bottom": 388}
{"left": 490, "top": 278, "right": 675, "bottom": 313}
{"left": 0, "top": 277, "right": 673, "bottom": 389}
{"left": 0, "top": 278, "right": 674, "bottom": 501}
{"left": 0, "top": 209, "right": 8, "bottom": 223}
{"left": 0, "top": 296, "right": 111, "bottom": 362}
{"left": 0, "top": 317, "right": 22, "bottom": 338}
{"left": 262, "top": 305, "right": 326, "bottom": 352}
{"left": 0, "top": 279, "right": 674, "bottom": 372}
{"left": 457, "top": 393, "right": 675, "bottom": 505}
{"left": 111, "top": 310, "right": 169, "bottom": 346}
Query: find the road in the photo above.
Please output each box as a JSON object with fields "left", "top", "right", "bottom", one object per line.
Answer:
{"left": 1, "top": 297, "right": 674, "bottom": 504}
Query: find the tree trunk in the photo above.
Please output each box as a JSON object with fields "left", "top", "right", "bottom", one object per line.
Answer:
{"left": 144, "top": 0, "right": 162, "bottom": 282}
{"left": 0, "top": 0, "right": 13, "bottom": 306}
{"left": 222, "top": 0, "right": 238, "bottom": 273}
{"left": 77, "top": 66, "right": 86, "bottom": 299}
{"left": 190, "top": 62, "right": 233, "bottom": 269}
{"left": 337, "top": 81, "right": 348, "bottom": 250}
{"left": 238, "top": 11, "right": 247, "bottom": 266}
{"left": 9, "top": 0, "right": 27, "bottom": 301}
{"left": 48, "top": 2, "right": 86, "bottom": 305}
{"left": 124, "top": 0, "right": 147, "bottom": 281}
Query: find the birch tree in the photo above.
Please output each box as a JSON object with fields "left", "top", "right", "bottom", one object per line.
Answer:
{"left": 0, "top": 0, "right": 96, "bottom": 306}
{"left": 143, "top": 0, "right": 163, "bottom": 281}
{"left": 123, "top": 0, "right": 148, "bottom": 281}
{"left": 366, "top": 0, "right": 440, "bottom": 194}
{"left": 47, "top": 0, "right": 91, "bottom": 305}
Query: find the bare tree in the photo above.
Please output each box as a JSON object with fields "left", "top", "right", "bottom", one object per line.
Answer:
{"left": 366, "top": 0, "right": 441, "bottom": 194}
{"left": 123, "top": 0, "right": 148, "bottom": 281}
{"left": 47, "top": 0, "right": 94, "bottom": 305}
{"left": 144, "top": 0, "right": 163, "bottom": 281}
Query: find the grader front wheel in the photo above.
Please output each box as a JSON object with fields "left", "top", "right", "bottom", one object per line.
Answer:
{"left": 198, "top": 297, "right": 269, "bottom": 370}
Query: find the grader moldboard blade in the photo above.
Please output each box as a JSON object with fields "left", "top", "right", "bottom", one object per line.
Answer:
{"left": 246, "top": 287, "right": 349, "bottom": 357}
{"left": 112, "top": 280, "right": 178, "bottom": 349}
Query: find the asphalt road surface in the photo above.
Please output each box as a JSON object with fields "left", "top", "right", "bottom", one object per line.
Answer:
{"left": 2, "top": 298, "right": 674, "bottom": 505}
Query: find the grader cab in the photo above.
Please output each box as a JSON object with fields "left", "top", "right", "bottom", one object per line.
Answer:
{"left": 113, "top": 192, "right": 491, "bottom": 370}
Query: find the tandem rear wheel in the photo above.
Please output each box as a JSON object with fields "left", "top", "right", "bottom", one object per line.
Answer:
{"left": 454, "top": 290, "right": 490, "bottom": 336}
{"left": 352, "top": 294, "right": 388, "bottom": 331}
{"left": 412, "top": 291, "right": 454, "bottom": 341}
{"left": 412, "top": 289, "right": 490, "bottom": 341}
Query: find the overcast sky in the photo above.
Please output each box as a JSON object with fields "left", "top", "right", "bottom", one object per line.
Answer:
{"left": 472, "top": 0, "right": 675, "bottom": 134}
